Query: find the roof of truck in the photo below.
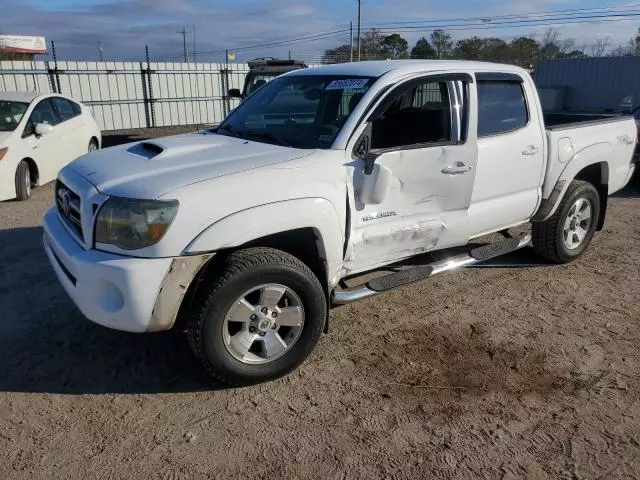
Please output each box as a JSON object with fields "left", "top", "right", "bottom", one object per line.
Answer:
{"left": 290, "top": 60, "right": 528, "bottom": 78}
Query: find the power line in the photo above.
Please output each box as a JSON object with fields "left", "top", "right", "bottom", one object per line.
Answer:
{"left": 188, "top": 28, "right": 351, "bottom": 57}
{"left": 364, "top": 3, "right": 640, "bottom": 27}
{"left": 165, "top": 6, "right": 640, "bottom": 61}
{"left": 368, "top": 12, "right": 640, "bottom": 33}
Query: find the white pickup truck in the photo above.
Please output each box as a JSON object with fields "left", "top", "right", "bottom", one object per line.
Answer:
{"left": 43, "top": 60, "right": 637, "bottom": 385}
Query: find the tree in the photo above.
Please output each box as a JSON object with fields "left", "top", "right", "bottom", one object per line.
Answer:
{"left": 411, "top": 37, "right": 436, "bottom": 59}
{"left": 430, "top": 30, "right": 453, "bottom": 59}
{"left": 610, "top": 39, "right": 637, "bottom": 57}
{"left": 537, "top": 28, "right": 581, "bottom": 60}
{"left": 454, "top": 37, "right": 484, "bottom": 60}
{"left": 360, "top": 29, "right": 387, "bottom": 60}
{"left": 589, "top": 37, "right": 611, "bottom": 57}
{"left": 563, "top": 50, "right": 587, "bottom": 59}
{"left": 510, "top": 37, "right": 539, "bottom": 68}
{"left": 321, "top": 44, "right": 353, "bottom": 64}
{"left": 454, "top": 37, "right": 510, "bottom": 62}
{"left": 380, "top": 34, "right": 409, "bottom": 59}
{"left": 481, "top": 38, "right": 510, "bottom": 62}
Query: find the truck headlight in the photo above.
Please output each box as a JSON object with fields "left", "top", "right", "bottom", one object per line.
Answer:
{"left": 94, "top": 198, "right": 179, "bottom": 250}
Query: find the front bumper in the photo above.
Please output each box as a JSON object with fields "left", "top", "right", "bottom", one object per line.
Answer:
{"left": 43, "top": 206, "right": 195, "bottom": 332}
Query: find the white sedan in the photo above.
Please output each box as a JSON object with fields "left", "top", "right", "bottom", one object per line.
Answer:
{"left": 0, "top": 91, "right": 101, "bottom": 201}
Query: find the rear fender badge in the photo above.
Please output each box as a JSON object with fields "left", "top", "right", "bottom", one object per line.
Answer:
{"left": 361, "top": 211, "right": 397, "bottom": 222}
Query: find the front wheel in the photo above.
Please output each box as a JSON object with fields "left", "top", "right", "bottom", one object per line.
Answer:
{"left": 14, "top": 160, "right": 32, "bottom": 201}
{"left": 185, "top": 247, "right": 326, "bottom": 386}
{"left": 88, "top": 138, "right": 99, "bottom": 152}
{"left": 532, "top": 180, "right": 600, "bottom": 264}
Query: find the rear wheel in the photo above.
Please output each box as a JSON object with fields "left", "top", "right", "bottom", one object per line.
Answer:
{"left": 14, "top": 161, "right": 31, "bottom": 201}
{"left": 185, "top": 247, "right": 326, "bottom": 386}
{"left": 532, "top": 180, "right": 600, "bottom": 263}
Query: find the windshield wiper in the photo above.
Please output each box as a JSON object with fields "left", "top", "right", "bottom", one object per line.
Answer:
{"left": 243, "top": 130, "right": 292, "bottom": 148}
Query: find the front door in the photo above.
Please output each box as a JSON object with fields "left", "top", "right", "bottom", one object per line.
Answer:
{"left": 22, "top": 98, "right": 65, "bottom": 185}
{"left": 345, "top": 74, "right": 478, "bottom": 274}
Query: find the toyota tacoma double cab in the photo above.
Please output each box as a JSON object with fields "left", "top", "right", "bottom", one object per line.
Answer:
{"left": 43, "top": 60, "right": 637, "bottom": 386}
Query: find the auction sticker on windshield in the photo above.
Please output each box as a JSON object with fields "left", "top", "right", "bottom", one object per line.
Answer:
{"left": 326, "top": 79, "right": 369, "bottom": 90}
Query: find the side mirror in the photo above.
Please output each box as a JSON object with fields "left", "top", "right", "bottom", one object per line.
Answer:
{"left": 228, "top": 88, "right": 242, "bottom": 99}
{"left": 35, "top": 123, "right": 54, "bottom": 136}
{"left": 354, "top": 122, "right": 378, "bottom": 175}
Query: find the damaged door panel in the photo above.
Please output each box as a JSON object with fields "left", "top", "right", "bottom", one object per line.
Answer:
{"left": 345, "top": 74, "right": 478, "bottom": 274}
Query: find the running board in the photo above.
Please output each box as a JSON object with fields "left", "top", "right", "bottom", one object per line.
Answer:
{"left": 332, "top": 233, "right": 531, "bottom": 305}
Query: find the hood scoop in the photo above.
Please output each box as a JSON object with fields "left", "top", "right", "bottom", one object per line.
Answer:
{"left": 128, "top": 142, "right": 165, "bottom": 159}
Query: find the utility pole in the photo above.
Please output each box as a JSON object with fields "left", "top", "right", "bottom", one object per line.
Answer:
{"left": 192, "top": 26, "right": 196, "bottom": 63}
{"left": 288, "top": 50, "right": 291, "bottom": 60}
{"left": 357, "top": 0, "right": 361, "bottom": 61}
{"left": 178, "top": 28, "right": 189, "bottom": 63}
{"left": 350, "top": 21, "right": 353, "bottom": 62}
{"left": 97, "top": 41, "right": 104, "bottom": 62}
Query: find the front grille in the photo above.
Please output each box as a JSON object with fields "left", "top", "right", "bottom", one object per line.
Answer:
{"left": 55, "top": 180, "right": 83, "bottom": 242}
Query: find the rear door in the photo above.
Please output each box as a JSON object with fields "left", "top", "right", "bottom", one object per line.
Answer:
{"left": 345, "top": 73, "right": 478, "bottom": 273}
{"left": 468, "top": 73, "right": 546, "bottom": 237}
{"left": 50, "top": 96, "right": 87, "bottom": 160}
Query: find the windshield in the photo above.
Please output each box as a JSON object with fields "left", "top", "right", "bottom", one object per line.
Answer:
{"left": 219, "top": 74, "right": 376, "bottom": 149}
{"left": 0, "top": 101, "right": 29, "bottom": 132}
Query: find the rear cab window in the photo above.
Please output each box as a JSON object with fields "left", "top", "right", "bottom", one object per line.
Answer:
{"left": 476, "top": 73, "right": 528, "bottom": 137}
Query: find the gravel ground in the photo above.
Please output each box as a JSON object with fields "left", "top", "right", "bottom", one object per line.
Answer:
{"left": 1, "top": 128, "right": 639, "bottom": 479}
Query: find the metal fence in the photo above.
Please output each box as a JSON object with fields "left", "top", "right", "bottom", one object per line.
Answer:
{"left": 0, "top": 59, "right": 248, "bottom": 131}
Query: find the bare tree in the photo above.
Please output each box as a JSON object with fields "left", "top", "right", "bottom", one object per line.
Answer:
{"left": 539, "top": 28, "right": 560, "bottom": 49}
{"left": 589, "top": 37, "right": 611, "bottom": 57}
{"left": 557, "top": 37, "right": 577, "bottom": 56}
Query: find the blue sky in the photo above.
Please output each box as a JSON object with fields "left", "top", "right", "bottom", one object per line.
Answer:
{"left": 6, "top": 0, "right": 640, "bottom": 62}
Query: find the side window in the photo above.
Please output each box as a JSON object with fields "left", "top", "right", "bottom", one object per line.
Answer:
{"left": 477, "top": 80, "right": 528, "bottom": 137}
{"left": 70, "top": 101, "right": 82, "bottom": 115}
{"left": 50, "top": 97, "right": 77, "bottom": 122}
{"left": 371, "top": 80, "right": 453, "bottom": 150}
{"left": 22, "top": 99, "right": 60, "bottom": 137}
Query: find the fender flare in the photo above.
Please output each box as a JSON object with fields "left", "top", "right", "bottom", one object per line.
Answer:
{"left": 533, "top": 143, "right": 611, "bottom": 222}
{"left": 184, "top": 197, "right": 345, "bottom": 285}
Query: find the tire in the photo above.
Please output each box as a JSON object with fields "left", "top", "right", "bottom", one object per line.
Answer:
{"left": 185, "top": 247, "right": 326, "bottom": 386}
{"left": 14, "top": 161, "right": 31, "bottom": 201}
{"left": 88, "top": 138, "right": 99, "bottom": 152}
{"left": 532, "top": 180, "right": 600, "bottom": 264}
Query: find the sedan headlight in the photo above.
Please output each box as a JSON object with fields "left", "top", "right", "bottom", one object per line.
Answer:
{"left": 94, "top": 198, "right": 179, "bottom": 250}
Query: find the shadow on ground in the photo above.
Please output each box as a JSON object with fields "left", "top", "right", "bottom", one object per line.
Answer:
{"left": 0, "top": 226, "right": 222, "bottom": 395}
{"left": 613, "top": 171, "right": 640, "bottom": 198}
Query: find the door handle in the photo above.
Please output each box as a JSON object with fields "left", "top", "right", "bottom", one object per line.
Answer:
{"left": 522, "top": 145, "right": 539, "bottom": 156}
{"left": 441, "top": 164, "right": 473, "bottom": 175}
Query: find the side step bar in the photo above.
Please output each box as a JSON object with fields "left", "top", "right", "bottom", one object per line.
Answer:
{"left": 332, "top": 233, "right": 531, "bottom": 305}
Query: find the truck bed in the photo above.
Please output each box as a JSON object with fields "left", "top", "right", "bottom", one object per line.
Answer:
{"left": 543, "top": 114, "right": 637, "bottom": 200}
{"left": 544, "top": 112, "right": 628, "bottom": 131}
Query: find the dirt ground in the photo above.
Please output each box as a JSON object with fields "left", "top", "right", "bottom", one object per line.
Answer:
{"left": 1, "top": 127, "right": 639, "bottom": 479}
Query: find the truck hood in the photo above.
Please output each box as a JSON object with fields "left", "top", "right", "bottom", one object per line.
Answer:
{"left": 69, "top": 132, "right": 314, "bottom": 198}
